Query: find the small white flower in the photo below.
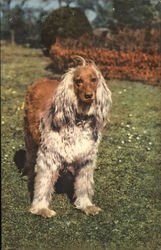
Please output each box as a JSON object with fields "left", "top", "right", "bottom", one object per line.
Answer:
{"left": 118, "top": 91, "right": 122, "bottom": 94}
{"left": 21, "top": 102, "right": 25, "bottom": 110}
{"left": 136, "top": 137, "right": 140, "bottom": 140}
{"left": 12, "top": 90, "right": 16, "bottom": 94}
{"left": 129, "top": 114, "right": 132, "bottom": 117}
{"left": 128, "top": 139, "right": 131, "bottom": 142}
{"left": 132, "top": 127, "right": 135, "bottom": 130}
{"left": 143, "top": 130, "right": 147, "bottom": 134}
{"left": 117, "top": 146, "right": 122, "bottom": 149}
{"left": 118, "top": 159, "right": 122, "bottom": 163}
{"left": 147, "top": 147, "right": 151, "bottom": 151}
{"left": 148, "top": 142, "right": 152, "bottom": 145}
{"left": 2, "top": 121, "right": 5, "bottom": 125}
{"left": 126, "top": 124, "right": 130, "bottom": 128}
{"left": 121, "top": 122, "right": 124, "bottom": 126}
{"left": 121, "top": 140, "right": 125, "bottom": 144}
{"left": 123, "top": 89, "right": 127, "bottom": 92}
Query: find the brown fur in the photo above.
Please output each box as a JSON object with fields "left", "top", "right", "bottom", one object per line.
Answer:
{"left": 73, "top": 66, "right": 98, "bottom": 104}
{"left": 24, "top": 78, "right": 59, "bottom": 145}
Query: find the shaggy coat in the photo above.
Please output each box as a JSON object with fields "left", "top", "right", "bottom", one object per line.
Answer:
{"left": 24, "top": 59, "right": 112, "bottom": 217}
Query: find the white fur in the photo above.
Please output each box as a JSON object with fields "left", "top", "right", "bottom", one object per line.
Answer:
{"left": 74, "top": 162, "right": 94, "bottom": 210}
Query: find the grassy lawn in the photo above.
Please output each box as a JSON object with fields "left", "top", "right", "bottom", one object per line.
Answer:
{"left": 1, "top": 45, "right": 161, "bottom": 250}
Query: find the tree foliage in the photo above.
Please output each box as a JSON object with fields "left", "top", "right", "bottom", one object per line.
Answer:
{"left": 1, "top": 5, "right": 28, "bottom": 43}
{"left": 92, "top": 0, "right": 113, "bottom": 28}
{"left": 113, "top": 0, "right": 155, "bottom": 27}
{"left": 1, "top": 0, "right": 159, "bottom": 45}
{"left": 76, "top": 0, "right": 98, "bottom": 11}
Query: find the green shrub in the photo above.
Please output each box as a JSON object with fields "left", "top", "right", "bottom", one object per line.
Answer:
{"left": 41, "top": 7, "right": 92, "bottom": 49}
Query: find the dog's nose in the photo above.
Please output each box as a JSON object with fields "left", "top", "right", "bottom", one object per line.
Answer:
{"left": 85, "top": 93, "right": 93, "bottom": 99}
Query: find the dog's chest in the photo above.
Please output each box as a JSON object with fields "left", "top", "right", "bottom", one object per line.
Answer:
{"left": 43, "top": 121, "right": 99, "bottom": 163}
{"left": 61, "top": 122, "right": 96, "bottom": 147}
{"left": 60, "top": 123, "right": 98, "bottom": 161}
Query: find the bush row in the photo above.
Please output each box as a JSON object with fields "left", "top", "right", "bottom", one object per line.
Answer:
{"left": 50, "top": 41, "right": 161, "bottom": 85}
{"left": 51, "top": 25, "right": 161, "bottom": 54}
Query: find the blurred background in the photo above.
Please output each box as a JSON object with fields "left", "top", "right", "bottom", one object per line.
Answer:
{"left": 1, "top": 0, "right": 161, "bottom": 47}
{"left": 1, "top": 0, "right": 161, "bottom": 84}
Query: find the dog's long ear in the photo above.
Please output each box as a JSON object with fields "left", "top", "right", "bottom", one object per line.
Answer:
{"left": 50, "top": 68, "right": 77, "bottom": 129}
{"left": 95, "top": 68, "right": 112, "bottom": 129}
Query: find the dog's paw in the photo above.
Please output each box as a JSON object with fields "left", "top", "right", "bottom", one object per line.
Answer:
{"left": 29, "top": 207, "right": 56, "bottom": 218}
{"left": 84, "top": 205, "right": 102, "bottom": 216}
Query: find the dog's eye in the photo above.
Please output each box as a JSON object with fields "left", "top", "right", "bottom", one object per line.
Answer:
{"left": 74, "top": 78, "right": 83, "bottom": 85}
{"left": 91, "top": 77, "right": 97, "bottom": 83}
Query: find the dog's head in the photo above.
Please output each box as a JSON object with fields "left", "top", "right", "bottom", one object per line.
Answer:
{"left": 52, "top": 56, "right": 111, "bottom": 129}
{"left": 73, "top": 65, "right": 98, "bottom": 105}
{"left": 73, "top": 56, "right": 98, "bottom": 105}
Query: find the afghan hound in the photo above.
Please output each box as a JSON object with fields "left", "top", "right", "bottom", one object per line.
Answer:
{"left": 24, "top": 56, "right": 112, "bottom": 217}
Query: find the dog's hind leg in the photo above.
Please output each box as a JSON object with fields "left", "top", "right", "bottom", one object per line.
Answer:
{"left": 29, "top": 148, "right": 60, "bottom": 218}
{"left": 25, "top": 144, "right": 37, "bottom": 202}
{"left": 24, "top": 119, "right": 38, "bottom": 201}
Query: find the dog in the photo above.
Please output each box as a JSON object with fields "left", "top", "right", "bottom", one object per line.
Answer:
{"left": 24, "top": 56, "right": 112, "bottom": 217}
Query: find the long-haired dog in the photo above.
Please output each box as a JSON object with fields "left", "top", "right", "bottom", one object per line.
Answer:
{"left": 24, "top": 56, "right": 112, "bottom": 217}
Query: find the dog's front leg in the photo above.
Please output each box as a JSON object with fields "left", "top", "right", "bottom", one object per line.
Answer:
{"left": 29, "top": 149, "right": 59, "bottom": 218}
{"left": 74, "top": 162, "right": 102, "bottom": 215}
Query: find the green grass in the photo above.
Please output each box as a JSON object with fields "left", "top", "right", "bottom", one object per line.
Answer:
{"left": 2, "top": 45, "right": 161, "bottom": 250}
